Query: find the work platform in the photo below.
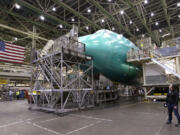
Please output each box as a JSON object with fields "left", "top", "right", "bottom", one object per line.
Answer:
{"left": 127, "top": 46, "right": 180, "bottom": 64}
{"left": 127, "top": 45, "right": 180, "bottom": 100}
{"left": 29, "top": 26, "right": 94, "bottom": 113}
{"left": 30, "top": 51, "right": 94, "bottom": 113}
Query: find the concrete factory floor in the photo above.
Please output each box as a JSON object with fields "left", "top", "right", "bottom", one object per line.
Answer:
{"left": 0, "top": 98, "right": 180, "bottom": 135}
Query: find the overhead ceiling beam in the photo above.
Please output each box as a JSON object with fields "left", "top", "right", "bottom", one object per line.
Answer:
{"left": 81, "top": 0, "right": 144, "bottom": 29}
{"left": 1, "top": 9, "right": 61, "bottom": 35}
{"left": 0, "top": 24, "right": 48, "bottom": 41}
{"left": 162, "top": 30, "right": 180, "bottom": 41}
{"left": 160, "top": 0, "right": 174, "bottom": 38}
{"left": 125, "top": 0, "right": 160, "bottom": 46}
{"left": 86, "top": 0, "right": 137, "bottom": 41}
{"left": 15, "top": 0, "right": 87, "bottom": 35}
{"left": 51, "top": 0, "right": 101, "bottom": 30}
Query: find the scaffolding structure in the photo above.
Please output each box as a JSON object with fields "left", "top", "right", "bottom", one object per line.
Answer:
{"left": 127, "top": 45, "right": 180, "bottom": 100}
{"left": 29, "top": 27, "right": 94, "bottom": 113}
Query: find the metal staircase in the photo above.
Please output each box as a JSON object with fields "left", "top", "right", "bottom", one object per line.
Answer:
{"left": 151, "top": 51, "right": 180, "bottom": 79}
{"left": 40, "top": 59, "right": 61, "bottom": 88}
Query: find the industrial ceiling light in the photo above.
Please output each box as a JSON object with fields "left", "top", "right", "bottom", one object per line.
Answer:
{"left": 142, "top": 34, "right": 145, "bottom": 38}
{"left": 177, "top": 2, "right": 180, "bottom": 7}
{"left": 107, "top": 0, "right": 112, "bottom": 2}
{"left": 14, "top": 37, "right": 18, "bottom": 41}
{"left": 87, "top": 8, "right": 91, "bottom": 13}
{"left": 101, "top": 19, "right": 105, "bottom": 23}
{"left": 144, "top": 0, "right": 148, "bottom": 4}
{"left": 112, "top": 27, "right": 115, "bottom": 31}
{"left": 129, "top": 20, "right": 133, "bottom": 24}
{"left": 52, "top": 7, "right": 56, "bottom": 11}
{"left": 178, "top": 15, "right": 180, "bottom": 18}
{"left": 136, "top": 28, "right": 139, "bottom": 31}
{"left": 40, "top": 15, "right": 45, "bottom": 21}
{"left": 155, "top": 22, "right": 159, "bottom": 26}
{"left": 151, "top": 12, "right": 154, "bottom": 17}
{"left": 59, "top": 24, "right": 63, "bottom": 28}
{"left": 15, "top": 3, "right": 21, "bottom": 9}
{"left": 86, "top": 26, "right": 89, "bottom": 30}
{"left": 120, "top": 10, "right": 124, "bottom": 15}
{"left": 71, "top": 18, "right": 75, "bottom": 22}
{"left": 159, "top": 29, "right": 162, "bottom": 33}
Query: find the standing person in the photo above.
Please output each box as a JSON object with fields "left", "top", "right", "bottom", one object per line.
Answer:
{"left": 16, "top": 90, "right": 20, "bottom": 100}
{"left": 166, "top": 84, "right": 180, "bottom": 127}
{"left": 9, "top": 90, "right": 13, "bottom": 101}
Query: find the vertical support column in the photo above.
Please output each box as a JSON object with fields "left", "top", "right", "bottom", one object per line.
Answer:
{"left": 176, "top": 56, "right": 180, "bottom": 75}
{"left": 144, "top": 87, "right": 147, "bottom": 100}
{"left": 78, "top": 0, "right": 80, "bottom": 32}
{"left": 30, "top": 25, "right": 36, "bottom": 109}
{"left": 175, "top": 56, "right": 180, "bottom": 94}
{"left": 14, "top": 81, "right": 16, "bottom": 87}
{"left": 78, "top": 63, "right": 81, "bottom": 108}
{"left": 32, "top": 25, "right": 36, "bottom": 49}
{"left": 142, "top": 63, "right": 146, "bottom": 85}
{"left": 60, "top": 51, "right": 63, "bottom": 111}
{"left": 142, "top": 63, "right": 147, "bottom": 100}
{"left": 50, "top": 55, "right": 53, "bottom": 106}
{"left": 92, "top": 61, "right": 94, "bottom": 105}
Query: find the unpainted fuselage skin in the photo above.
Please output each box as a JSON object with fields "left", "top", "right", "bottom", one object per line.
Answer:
{"left": 79, "top": 29, "right": 140, "bottom": 82}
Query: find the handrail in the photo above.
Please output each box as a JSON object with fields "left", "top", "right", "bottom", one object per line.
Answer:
{"left": 127, "top": 46, "right": 180, "bottom": 62}
{"left": 151, "top": 58, "right": 180, "bottom": 79}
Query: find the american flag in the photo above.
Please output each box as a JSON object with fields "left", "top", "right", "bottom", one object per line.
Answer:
{"left": 0, "top": 41, "right": 25, "bottom": 64}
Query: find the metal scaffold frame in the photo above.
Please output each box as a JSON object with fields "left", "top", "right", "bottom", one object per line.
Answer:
{"left": 30, "top": 49, "right": 94, "bottom": 113}
{"left": 29, "top": 27, "right": 94, "bottom": 113}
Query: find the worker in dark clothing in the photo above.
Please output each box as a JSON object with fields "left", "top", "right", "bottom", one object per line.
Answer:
{"left": 166, "top": 84, "right": 180, "bottom": 127}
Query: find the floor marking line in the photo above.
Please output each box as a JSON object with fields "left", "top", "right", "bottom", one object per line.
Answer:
{"left": 64, "top": 121, "right": 102, "bottom": 135}
{"left": 30, "top": 122, "right": 64, "bottom": 135}
{"left": 0, "top": 115, "right": 47, "bottom": 129}
{"left": 156, "top": 116, "right": 168, "bottom": 135}
{"left": 35, "top": 117, "right": 61, "bottom": 124}
{"left": 70, "top": 114, "right": 112, "bottom": 122}
{"left": 0, "top": 121, "right": 24, "bottom": 128}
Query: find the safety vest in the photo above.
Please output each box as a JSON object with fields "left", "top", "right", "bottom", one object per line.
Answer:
{"left": 16, "top": 91, "right": 20, "bottom": 96}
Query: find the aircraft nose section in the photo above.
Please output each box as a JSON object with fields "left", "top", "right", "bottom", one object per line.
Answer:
{"left": 79, "top": 29, "right": 139, "bottom": 82}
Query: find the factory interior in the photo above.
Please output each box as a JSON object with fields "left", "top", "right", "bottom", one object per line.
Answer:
{"left": 0, "top": 0, "right": 180, "bottom": 135}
